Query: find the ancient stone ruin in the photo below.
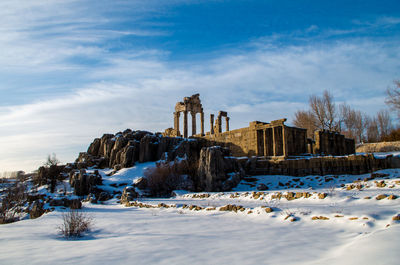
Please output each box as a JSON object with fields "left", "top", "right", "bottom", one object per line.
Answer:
{"left": 164, "top": 94, "right": 355, "bottom": 158}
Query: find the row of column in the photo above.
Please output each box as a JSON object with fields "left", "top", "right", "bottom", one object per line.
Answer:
{"left": 262, "top": 126, "right": 288, "bottom": 157}
{"left": 210, "top": 114, "right": 229, "bottom": 134}
{"left": 174, "top": 111, "right": 204, "bottom": 138}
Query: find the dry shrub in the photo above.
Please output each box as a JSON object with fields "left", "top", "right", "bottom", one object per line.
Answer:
{"left": 144, "top": 160, "right": 198, "bottom": 196}
{"left": 58, "top": 209, "right": 93, "bottom": 238}
{"left": 0, "top": 181, "right": 27, "bottom": 224}
{"left": 144, "top": 163, "right": 181, "bottom": 196}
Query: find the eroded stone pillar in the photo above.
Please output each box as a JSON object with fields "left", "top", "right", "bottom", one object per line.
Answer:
{"left": 200, "top": 111, "right": 205, "bottom": 136}
{"left": 226, "top": 117, "right": 230, "bottom": 132}
{"left": 217, "top": 115, "right": 222, "bottom": 133}
{"left": 210, "top": 114, "right": 214, "bottom": 134}
{"left": 191, "top": 112, "right": 196, "bottom": 136}
{"left": 183, "top": 111, "right": 188, "bottom": 138}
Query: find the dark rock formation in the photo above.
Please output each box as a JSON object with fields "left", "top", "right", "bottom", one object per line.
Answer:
{"left": 139, "top": 134, "right": 160, "bottom": 162}
{"left": 196, "top": 146, "right": 245, "bottom": 192}
{"left": 49, "top": 198, "right": 82, "bottom": 209}
{"left": 34, "top": 165, "right": 64, "bottom": 187}
{"left": 69, "top": 169, "right": 102, "bottom": 196}
{"left": 166, "top": 138, "right": 205, "bottom": 163}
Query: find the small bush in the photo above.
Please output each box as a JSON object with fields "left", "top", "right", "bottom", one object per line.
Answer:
{"left": 58, "top": 209, "right": 93, "bottom": 238}
{"left": 0, "top": 180, "right": 28, "bottom": 224}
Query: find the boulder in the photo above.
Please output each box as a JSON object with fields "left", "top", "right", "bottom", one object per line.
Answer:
{"left": 30, "top": 200, "right": 45, "bottom": 219}
{"left": 120, "top": 187, "right": 139, "bottom": 204}
{"left": 134, "top": 177, "right": 148, "bottom": 190}
{"left": 257, "top": 183, "right": 268, "bottom": 191}
{"left": 97, "top": 191, "right": 112, "bottom": 202}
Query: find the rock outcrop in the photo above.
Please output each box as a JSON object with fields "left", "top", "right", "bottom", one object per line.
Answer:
{"left": 196, "top": 146, "right": 245, "bottom": 191}
{"left": 69, "top": 169, "right": 102, "bottom": 196}
{"left": 77, "top": 130, "right": 187, "bottom": 170}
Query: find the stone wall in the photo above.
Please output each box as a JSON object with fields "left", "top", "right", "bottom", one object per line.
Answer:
{"left": 202, "top": 121, "right": 309, "bottom": 157}
{"left": 313, "top": 130, "right": 355, "bottom": 156}
{"left": 245, "top": 154, "right": 400, "bottom": 177}
{"left": 202, "top": 127, "right": 257, "bottom": 157}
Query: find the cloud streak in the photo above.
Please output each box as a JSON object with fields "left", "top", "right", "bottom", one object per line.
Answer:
{"left": 1, "top": 1, "right": 400, "bottom": 172}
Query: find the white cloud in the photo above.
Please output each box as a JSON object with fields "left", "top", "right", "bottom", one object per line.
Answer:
{"left": 1, "top": 1, "right": 400, "bottom": 173}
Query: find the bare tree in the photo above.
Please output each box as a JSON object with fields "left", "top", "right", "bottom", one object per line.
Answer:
{"left": 385, "top": 80, "right": 400, "bottom": 113}
{"left": 365, "top": 116, "right": 379, "bottom": 142}
{"left": 293, "top": 110, "right": 317, "bottom": 138}
{"left": 353, "top": 111, "right": 366, "bottom": 143}
{"left": 376, "top": 109, "right": 392, "bottom": 139}
{"left": 44, "top": 153, "right": 60, "bottom": 167}
{"left": 338, "top": 103, "right": 357, "bottom": 139}
{"left": 323, "top": 90, "right": 337, "bottom": 131}
{"left": 309, "top": 94, "right": 327, "bottom": 130}
{"left": 309, "top": 90, "right": 337, "bottom": 131}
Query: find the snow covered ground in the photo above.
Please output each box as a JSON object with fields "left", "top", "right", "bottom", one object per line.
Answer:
{"left": 1, "top": 164, "right": 400, "bottom": 265}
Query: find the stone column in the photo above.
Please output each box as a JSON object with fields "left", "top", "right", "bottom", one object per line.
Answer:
{"left": 226, "top": 117, "right": 230, "bottom": 132}
{"left": 282, "top": 126, "right": 288, "bottom": 157}
{"left": 183, "top": 111, "right": 188, "bottom": 138}
{"left": 217, "top": 115, "right": 222, "bottom": 133}
{"left": 272, "top": 126, "right": 276, "bottom": 157}
{"left": 174, "top": 112, "right": 180, "bottom": 136}
{"left": 191, "top": 112, "right": 196, "bottom": 136}
{"left": 200, "top": 111, "right": 205, "bottom": 136}
{"left": 210, "top": 114, "right": 214, "bottom": 134}
{"left": 263, "top": 129, "right": 267, "bottom": 157}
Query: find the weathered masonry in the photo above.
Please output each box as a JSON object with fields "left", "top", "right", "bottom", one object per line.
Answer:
{"left": 163, "top": 94, "right": 355, "bottom": 158}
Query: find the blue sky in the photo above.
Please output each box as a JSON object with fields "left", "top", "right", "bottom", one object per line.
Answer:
{"left": 1, "top": 0, "right": 400, "bottom": 173}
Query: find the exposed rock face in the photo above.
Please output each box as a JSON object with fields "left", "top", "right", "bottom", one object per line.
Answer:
{"left": 139, "top": 134, "right": 160, "bottom": 162}
{"left": 69, "top": 169, "right": 102, "bottom": 196}
{"left": 157, "top": 137, "right": 184, "bottom": 160}
{"left": 87, "top": 138, "right": 101, "bottom": 156}
{"left": 120, "top": 187, "right": 139, "bottom": 204}
{"left": 166, "top": 138, "right": 204, "bottom": 163}
{"left": 78, "top": 130, "right": 182, "bottom": 169}
{"left": 197, "top": 146, "right": 244, "bottom": 191}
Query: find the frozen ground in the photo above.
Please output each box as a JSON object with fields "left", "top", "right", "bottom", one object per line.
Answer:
{"left": 1, "top": 164, "right": 400, "bottom": 265}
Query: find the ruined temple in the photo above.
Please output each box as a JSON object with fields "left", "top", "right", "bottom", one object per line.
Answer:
{"left": 164, "top": 94, "right": 355, "bottom": 158}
